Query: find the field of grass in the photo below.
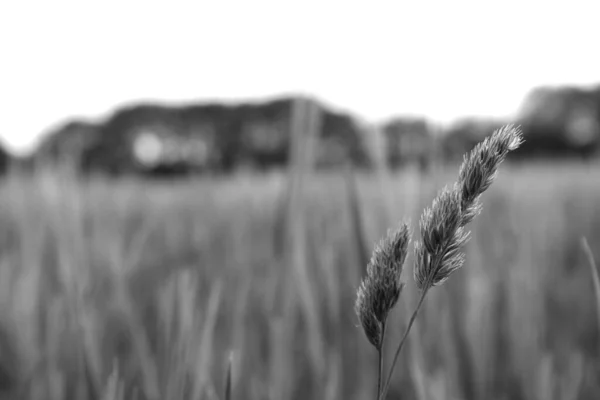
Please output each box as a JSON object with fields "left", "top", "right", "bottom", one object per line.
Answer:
{"left": 0, "top": 160, "right": 599, "bottom": 400}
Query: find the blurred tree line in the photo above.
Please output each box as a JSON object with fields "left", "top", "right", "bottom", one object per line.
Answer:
{"left": 2, "top": 84, "right": 600, "bottom": 178}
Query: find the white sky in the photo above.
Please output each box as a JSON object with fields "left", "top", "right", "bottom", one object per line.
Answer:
{"left": 1, "top": 0, "right": 599, "bottom": 155}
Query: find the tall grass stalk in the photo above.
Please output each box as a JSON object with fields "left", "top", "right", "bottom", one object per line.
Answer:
{"left": 581, "top": 237, "right": 600, "bottom": 351}
{"left": 271, "top": 97, "right": 322, "bottom": 399}
{"left": 223, "top": 352, "right": 233, "bottom": 400}
{"left": 355, "top": 125, "right": 524, "bottom": 400}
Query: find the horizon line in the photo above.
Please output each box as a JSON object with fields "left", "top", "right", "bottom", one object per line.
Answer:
{"left": 4, "top": 82, "right": 600, "bottom": 157}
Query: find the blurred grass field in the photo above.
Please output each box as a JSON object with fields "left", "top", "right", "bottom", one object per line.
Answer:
{"left": 0, "top": 160, "right": 599, "bottom": 400}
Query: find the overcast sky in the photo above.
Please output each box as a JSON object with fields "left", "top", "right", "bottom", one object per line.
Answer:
{"left": 1, "top": 0, "right": 599, "bottom": 155}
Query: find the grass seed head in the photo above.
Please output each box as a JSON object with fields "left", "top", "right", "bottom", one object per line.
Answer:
{"left": 420, "top": 186, "right": 462, "bottom": 255}
{"left": 355, "top": 222, "right": 411, "bottom": 348}
{"left": 355, "top": 280, "right": 383, "bottom": 349}
{"left": 414, "top": 124, "right": 523, "bottom": 290}
{"left": 413, "top": 240, "right": 430, "bottom": 290}
{"left": 457, "top": 124, "right": 524, "bottom": 224}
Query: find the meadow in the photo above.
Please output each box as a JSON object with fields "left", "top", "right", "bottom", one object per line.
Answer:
{"left": 0, "top": 157, "right": 598, "bottom": 400}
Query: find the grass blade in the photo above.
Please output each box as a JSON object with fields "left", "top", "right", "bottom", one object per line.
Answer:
{"left": 344, "top": 164, "right": 370, "bottom": 270}
{"left": 224, "top": 351, "right": 233, "bottom": 400}
{"left": 581, "top": 237, "right": 600, "bottom": 349}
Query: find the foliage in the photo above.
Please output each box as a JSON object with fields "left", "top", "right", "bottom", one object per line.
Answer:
{"left": 0, "top": 159, "right": 599, "bottom": 399}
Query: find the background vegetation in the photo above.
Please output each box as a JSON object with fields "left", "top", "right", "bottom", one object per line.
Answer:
{"left": 0, "top": 89, "right": 598, "bottom": 400}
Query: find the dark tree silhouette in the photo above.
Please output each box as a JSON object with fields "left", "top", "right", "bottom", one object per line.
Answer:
{"left": 32, "top": 96, "right": 372, "bottom": 177}
{"left": 0, "top": 141, "right": 12, "bottom": 175}
{"left": 382, "top": 117, "right": 433, "bottom": 170}
{"left": 514, "top": 85, "right": 600, "bottom": 160}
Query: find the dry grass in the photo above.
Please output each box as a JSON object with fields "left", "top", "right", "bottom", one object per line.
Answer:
{"left": 356, "top": 125, "right": 524, "bottom": 400}
{"left": 0, "top": 154, "right": 598, "bottom": 399}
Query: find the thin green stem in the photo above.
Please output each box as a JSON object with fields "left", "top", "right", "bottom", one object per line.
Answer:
{"left": 378, "top": 286, "right": 429, "bottom": 400}
{"left": 376, "top": 320, "right": 387, "bottom": 399}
